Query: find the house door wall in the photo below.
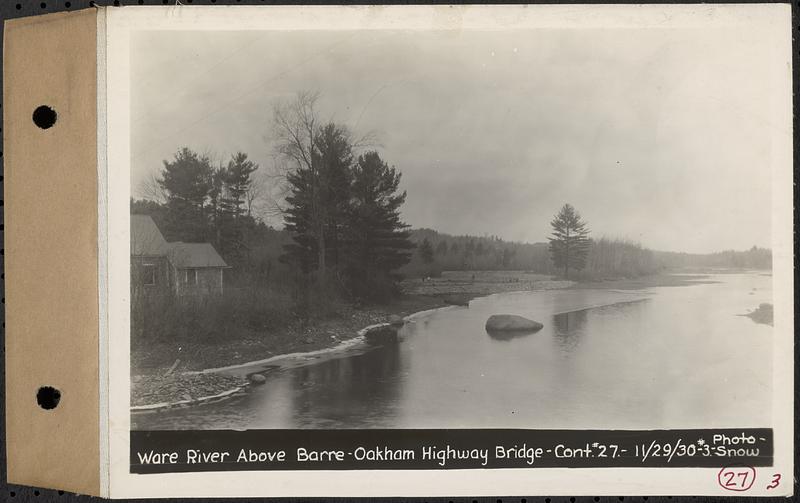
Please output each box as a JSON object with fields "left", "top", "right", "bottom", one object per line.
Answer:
{"left": 173, "top": 267, "right": 224, "bottom": 297}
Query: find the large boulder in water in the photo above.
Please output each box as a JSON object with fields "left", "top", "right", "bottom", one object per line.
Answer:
{"left": 485, "top": 314, "right": 543, "bottom": 333}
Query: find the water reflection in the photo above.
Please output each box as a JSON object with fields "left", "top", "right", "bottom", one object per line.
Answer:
{"left": 485, "top": 329, "right": 535, "bottom": 342}
{"left": 552, "top": 308, "right": 589, "bottom": 351}
{"left": 552, "top": 300, "right": 650, "bottom": 353}
{"left": 289, "top": 336, "right": 404, "bottom": 427}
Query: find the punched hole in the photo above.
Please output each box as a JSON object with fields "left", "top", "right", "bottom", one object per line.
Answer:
{"left": 32, "top": 105, "right": 57, "bottom": 129}
{"left": 36, "top": 386, "right": 61, "bottom": 410}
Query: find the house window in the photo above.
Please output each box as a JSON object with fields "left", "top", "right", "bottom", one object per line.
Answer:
{"left": 142, "top": 264, "right": 156, "bottom": 286}
{"left": 185, "top": 268, "right": 198, "bottom": 286}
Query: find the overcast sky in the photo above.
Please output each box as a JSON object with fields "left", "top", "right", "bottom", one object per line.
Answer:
{"left": 131, "top": 27, "right": 777, "bottom": 253}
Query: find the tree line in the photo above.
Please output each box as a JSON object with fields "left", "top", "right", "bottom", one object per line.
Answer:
{"left": 132, "top": 91, "right": 771, "bottom": 311}
{"left": 404, "top": 203, "right": 770, "bottom": 280}
{"left": 131, "top": 146, "right": 290, "bottom": 290}
{"left": 273, "top": 92, "right": 414, "bottom": 301}
{"left": 132, "top": 91, "right": 415, "bottom": 305}
{"left": 402, "top": 204, "right": 655, "bottom": 280}
{"left": 403, "top": 227, "right": 661, "bottom": 281}
{"left": 655, "top": 246, "right": 771, "bottom": 270}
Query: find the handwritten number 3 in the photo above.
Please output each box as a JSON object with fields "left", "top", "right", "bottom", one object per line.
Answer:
{"left": 767, "top": 474, "right": 781, "bottom": 490}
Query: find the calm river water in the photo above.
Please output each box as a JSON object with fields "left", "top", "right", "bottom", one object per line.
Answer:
{"left": 133, "top": 273, "right": 773, "bottom": 430}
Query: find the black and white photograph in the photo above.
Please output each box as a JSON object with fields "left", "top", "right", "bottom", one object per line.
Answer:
{"left": 126, "top": 11, "right": 785, "bottom": 434}
{"left": 126, "top": 26, "right": 789, "bottom": 441}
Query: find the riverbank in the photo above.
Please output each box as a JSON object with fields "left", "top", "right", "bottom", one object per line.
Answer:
{"left": 132, "top": 294, "right": 453, "bottom": 408}
{"left": 132, "top": 274, "right": 572, "bottom": 408}
{"left": 131, "top": 271, "right": 710, "bottom": 408}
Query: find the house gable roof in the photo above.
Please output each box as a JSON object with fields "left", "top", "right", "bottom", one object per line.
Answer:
{"left": 131, "top": 214, "right": 229, "bottom": 268}
{"left": 131, "top": 214, "right": 169, "bottom": 256}
{"left": 168, "top": 242, "right": 230, "bottom": 269}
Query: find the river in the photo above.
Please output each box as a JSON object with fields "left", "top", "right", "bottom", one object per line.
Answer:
{"left": 133, "top": 272, "right": 773, "bottom": 430}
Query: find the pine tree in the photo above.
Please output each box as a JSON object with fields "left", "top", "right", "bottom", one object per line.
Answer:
{"left": 282, "top": 164, "right": 319, "bottom": 273}
{"left": 281, "top": 122, "right": 354, "bottom": 275}
{"left": 158, "top": 147, "right": 214, "bottom": 242}
{"left": 207, "top": 163, "right": 225, "bottom": 252}
{"left": 548, "top": 203, "right": 591, "bottom": 279}
{"left": 221, "top": 152, "right": 258, "bottom": 219}
{"left": 313, "top": 123, "right": 354, "bottom": 271}
{"left": 345, "top": 151, "right": 414, "bottom": 298}
{"left": 219, "top": 152, "right": 258, "bottom": 260}
{"left": 273, "top": 92, "right": 331, "bottom": 284}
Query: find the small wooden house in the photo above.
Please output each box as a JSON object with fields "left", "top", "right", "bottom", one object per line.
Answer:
{"left": 130, "top": 215, "right": 229, "bottom": 297}
{"left": 167, "top": 242, "right": 229, "bottom": 296}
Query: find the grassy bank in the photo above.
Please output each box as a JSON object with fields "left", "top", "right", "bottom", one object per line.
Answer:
{"left": 132, "top": 294, "right": 445, "bottom": 374}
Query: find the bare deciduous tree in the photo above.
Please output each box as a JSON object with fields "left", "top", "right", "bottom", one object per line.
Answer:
{"left": 136, "top": 170, "right": 168, "bottom": 204}
{"left": 272, "top": 91, "right": 329, "bottom": 281}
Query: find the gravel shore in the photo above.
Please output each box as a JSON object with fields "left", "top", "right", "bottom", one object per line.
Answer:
{"left": 131, "top": 372, "right": 247, "bottom": 408}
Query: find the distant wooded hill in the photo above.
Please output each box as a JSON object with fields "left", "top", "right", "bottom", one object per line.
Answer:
{"left": 401, "top": 228, "right": 661, "bottom": 280}
{"left": 401, "top": 228, "right": 771, "bottom": 280}
{"left": 653, "top": 247, "right": 772, "bottom": 271}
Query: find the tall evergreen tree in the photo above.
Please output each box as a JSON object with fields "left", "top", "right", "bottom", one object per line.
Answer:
{"left": 281, "top": 122, "right": 354, "bottom": 274}
{"left": 274, "top": 93, "right": 359, "bottom": 286}
{"left": 207, "top": 163, "right": 225, "bottom": 251}
{"left": 221, "top": 152, "right": 258, "bottom": 219}
{"left": 158, "top": 147, "right": 214, "bottom": 242}
{"left": 273, "top": 92, "right": 328, "bottom": 283}
{"left": 313, "top": 123, "right": 354, "bottom": 271}
{"left": 282, "top": 164, "right": 318, "bottom": 273}
{"left": 219, "top": 152, "right": 258, "bottom": 260}
{"left": 345, "top": 151, "right": 414, "bottom": 298}
{"left": 548, "top": 203, "right": 591, "bottom": 279}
